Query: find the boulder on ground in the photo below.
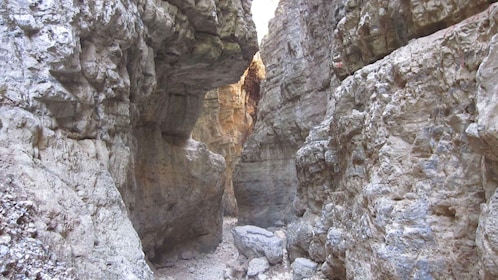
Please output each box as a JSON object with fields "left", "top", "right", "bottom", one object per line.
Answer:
{"left": 231, "top": 225, "right": 283, "bottom": 264}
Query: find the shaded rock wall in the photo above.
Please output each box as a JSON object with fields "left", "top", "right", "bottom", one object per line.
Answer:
{"left": 236, "top": 0, "right": 498, "bottom": 279}
{"left": 234, "top": 0, "right": 339, "bottom": 227}
{"left": 192, "top": 53, "right": 265, "bottom": 217}
{"left": 0, "top": 0, "right": 257, "bottom": 278}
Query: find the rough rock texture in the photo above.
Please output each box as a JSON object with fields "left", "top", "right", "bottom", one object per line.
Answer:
{"left": 332, "top": 0, "right": 490, "bottom": 79}
{"left": 0, "top": 108, "right": 151, "bottom": 279}
{"left": 0, "top": 0, "right": 257, "bottom": 278}
{"left": 473, "top": 25, "right": 498, "bottom": 280}
{"left": 235, "top": 0, "right": 498, "bottom": 279}
{"left": 294, "top": 4, "right": 498, "bottom": 280}
{"left": 192, "top": 53, "right": 265, "bottom": 217}
{"left": 291, "top": 258, "right": 318, "bottom": 280}
{"left": 247, "top": 257, "right": 270, "bottom": 277}
{"left": 232, "top": 225, "right": 284, "bottom": 265}
{"left": 233, "top": 0, "right": 338, "bottom": 227}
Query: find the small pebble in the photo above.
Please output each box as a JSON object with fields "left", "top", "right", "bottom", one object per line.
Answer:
{"left": 0, "top": 234, "right": 11, "bottom": 244}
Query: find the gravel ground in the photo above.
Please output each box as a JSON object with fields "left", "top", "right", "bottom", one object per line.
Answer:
{"left": 154, "top": 218, "right": 295, "bottom": 280}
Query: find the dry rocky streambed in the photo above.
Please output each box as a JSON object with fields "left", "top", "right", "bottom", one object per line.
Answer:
{"left": 155, "top": 218, "right": 319, "bottom": 280}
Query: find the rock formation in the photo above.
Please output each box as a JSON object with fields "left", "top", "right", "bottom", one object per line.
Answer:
{"left": 296, "top": 7, "right": 498, "bottom": 278}
{"left": 331, "top": 0, "right": 490, "bottom": 78}
{"left": 192, "top": 53, "right": 265, "bottom": 217}
{"left": 236, "top": 0, "right": 498, "bottom": 279}
{"left": 0, "top": 0, "right": 257, "bottom": 278}
{"left": 234, "top": 0, "right": 338, "bottom": 227}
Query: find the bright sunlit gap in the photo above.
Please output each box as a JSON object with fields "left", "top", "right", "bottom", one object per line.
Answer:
{"left": 251, "top": 0, "right": 279, "bottom": 44}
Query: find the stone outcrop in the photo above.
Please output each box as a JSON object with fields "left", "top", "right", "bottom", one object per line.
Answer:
{"left": 233, "top": 0, "right": 339, "bottom": 227}
{"left": 0, "top": 0, "right": 257, "bottom": 278}
{"left": 294, "top": 4, "right": 498, "bottom": 280}
{"left": 473, "top": 26, "right": 498, "bottom": 280}
{"left": 192, "top": 53, "right": 265, "bottom": 217}
{"left": 236, "top": 0, "right": 498, "bottom": 279}
{"left": 332, "top": 0, "right": 491, "bottom": 79}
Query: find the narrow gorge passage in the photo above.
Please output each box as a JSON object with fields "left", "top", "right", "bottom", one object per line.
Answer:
{"left": 1, "top": 0, "right": 498, "bottom": 280}
{"left": 155, "top": 218, "right": 240, "bottom": 280}
{"left": 175, "top": 0, "right": 498, "bottom": 279}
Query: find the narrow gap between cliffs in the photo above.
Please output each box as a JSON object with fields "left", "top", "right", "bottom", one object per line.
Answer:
{"left": 154, "top": 1, "right": 286, "bottom": 279}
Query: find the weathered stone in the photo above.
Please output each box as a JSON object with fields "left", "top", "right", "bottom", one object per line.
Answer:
{"left": 234, "top": 0, "right": 339, "bottom": 227}
{"left": 294, "top": 4, "right": 498, "bottom": 279}
{"left": 193, "top": 53, "right": 265, "bottom": 217}
{"left": 286, "top": 218, "right": 315, "bottom": 261}
{"left": 331, "top": 0, "right": 490, "bottom": 79}
{"left": 0, "top": 0, "right": 257, "bottom": 278}
{"left": 247, "top": 257, "right": 270, "bottom": 277}
{"left": 231, "top": 225, "right": 284, "bottom": 265}
{"left": 474, "top": 27, "right": 498, "bottom": 280}
{"left": 130, "top": 134, "right": 226, "bottom": 262}
{"left": 291, "top": 258, "right": 318, "bottom": 280}
{"left": 235, "top": 0, "right": 498, "bottom": 279}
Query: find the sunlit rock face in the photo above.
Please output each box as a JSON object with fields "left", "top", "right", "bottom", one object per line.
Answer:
{"left": 192, "top": 53, "right": 265, "bottom": 217}
{"left": 234, "top": 0, "right": 339, "bottom": 227}
{"left": 0, "top": 0, "right": 257, "bottom": 277}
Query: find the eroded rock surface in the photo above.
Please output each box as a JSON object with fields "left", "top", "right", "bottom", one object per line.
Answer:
{"left": 234, "top": 0, "right": 339, "bottom": 227}
{"left": 332, "top": 0, "right": 490, "bottom": 78}
{"left": 0, "top": 0, "right": 257, "bottom": 278}
{"left": 236, "top": 0, "right": 498, "bottom": 279}
{"left": 192, "top": 53, "right": 265, "bottom": 217}
{"left": 232, "top": 225, "right": 284, "bottom": 265}
{"left": 295, "top": 5, "right": 498, "bottom": 280}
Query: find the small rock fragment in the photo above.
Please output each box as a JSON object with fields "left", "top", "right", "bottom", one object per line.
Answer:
{"left": 291, "top": 258, "right": 318, "bottom": 280}
{"left": 247, "top": 257, "right": 270, "bottom": 277}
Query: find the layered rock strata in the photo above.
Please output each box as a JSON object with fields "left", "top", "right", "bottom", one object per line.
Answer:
{"left": 234, "top": 0, "right": 339, "bottom": 227}
{"left": 193, "top": 53, "right": 265, "bottom": 217}
{"left": 0, "top": 0, "right": 257, "bottom": 278}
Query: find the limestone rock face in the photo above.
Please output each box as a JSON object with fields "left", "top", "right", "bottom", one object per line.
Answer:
{"left": 231, "top": 225, "right": 284, "bottom": 265}
{"left": 294, "top": 5, "right": 498, "bottom": 279}
{"left": 235, "top": 0, "right": 498, "bottom": 278}
{"left": 0, "top": 108, "right": 152, "bottom": 279}
{"left": 331, "top": 0, "right": 490, "bottom": 79}
{"left": 130, "top": 132, "right": 226, "bottom": 262}
{"left": 192, "top": 53, "right": 265, "bottom": 217}
{"left": 474, "top": 30, "right": 498, "bottom": 280}
{"left": 233, "top": 0, "right": 339, "bottom": 227}
{"left": 0, "top": 0, "right": 257, "bottom": 278}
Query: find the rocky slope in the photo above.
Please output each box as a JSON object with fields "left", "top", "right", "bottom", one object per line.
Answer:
{"left": 236, "top": 0, "right": 498, "bottom": 279}
{"left": 0, "top": 0, "right": 257, "bottom": 278}
{"left": 192, "top": 53, "right": 265, "bottom": 217}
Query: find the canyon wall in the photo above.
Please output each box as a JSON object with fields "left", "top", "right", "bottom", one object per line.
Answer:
{"left": 0, "top": 0, "right": 257, "bottom": 278}
{"left": 192, "top": 53, "right": 265, "bottom": 217}
{"left": 234, "top": 0, "right": 340, "bottom": 227}
{"left": 237, "top": 0, "right": 498, "bottom": 279}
